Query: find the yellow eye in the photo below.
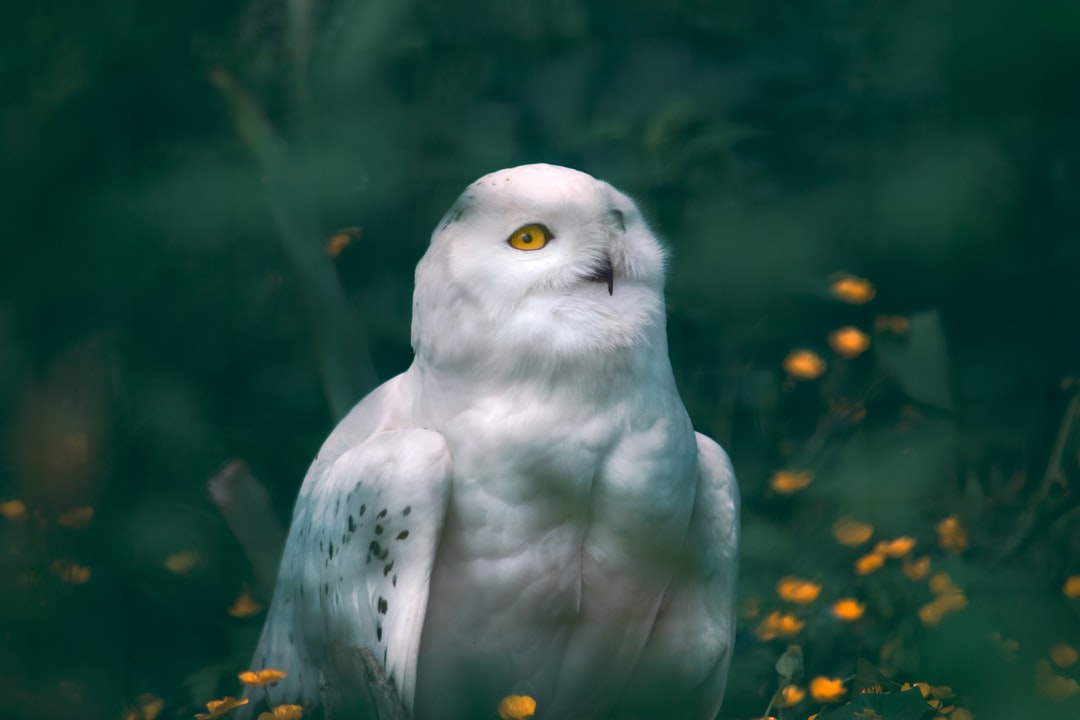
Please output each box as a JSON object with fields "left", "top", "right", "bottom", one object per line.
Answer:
{"left": 507, "top": 223, "right": 551, "bottom": 251}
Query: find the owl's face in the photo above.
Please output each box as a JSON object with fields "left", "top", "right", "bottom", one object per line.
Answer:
{"left": 411, "top": 165, "right": 669, "bottom": 372}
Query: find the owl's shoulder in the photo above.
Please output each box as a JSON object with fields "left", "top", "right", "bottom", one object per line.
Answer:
{"left": 302, "top": 370, "right": 421, "bottom": 493}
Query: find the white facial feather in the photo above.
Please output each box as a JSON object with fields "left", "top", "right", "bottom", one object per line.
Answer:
{"left": 412, "top": 164, "right": 668, "bottom": 371}
{"left": 245, "top": 164, "right": 739, "bottom": 720}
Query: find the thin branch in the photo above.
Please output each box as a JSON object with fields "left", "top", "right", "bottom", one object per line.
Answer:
{"left": 209, "top": 68, "right": 377, "bottom": 419}
{"left": 207, "top": 459, "right": 286, "bottom": 600}
{"left": 997, "top": 387, "right": 1080, "bottom": 559}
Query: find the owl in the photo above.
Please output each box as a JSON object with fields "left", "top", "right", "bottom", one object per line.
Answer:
{"left": 245, "top": 164, "right": 739, "bottom": 720}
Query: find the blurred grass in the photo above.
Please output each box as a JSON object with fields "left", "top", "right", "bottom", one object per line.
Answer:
{"left": 1, "top": 1, "right": 1079, "bottom": 719}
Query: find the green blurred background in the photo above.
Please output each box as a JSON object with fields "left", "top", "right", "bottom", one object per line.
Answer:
{"left": 2, "top": 1, "right": 1079, "bottom": 718}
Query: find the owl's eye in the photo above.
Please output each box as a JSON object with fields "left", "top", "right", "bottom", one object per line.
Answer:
{"left": 507, "top": 223, "right": 551, "bottom": 251}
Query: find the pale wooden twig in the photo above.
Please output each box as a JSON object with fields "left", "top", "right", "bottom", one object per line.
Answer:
{"left": 207, "top": 459, "right": 286, "bottom": 600}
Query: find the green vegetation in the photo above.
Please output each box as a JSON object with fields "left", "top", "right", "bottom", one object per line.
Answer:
{"left": 1, "top": 1, "right": 1078, "bottom": 718}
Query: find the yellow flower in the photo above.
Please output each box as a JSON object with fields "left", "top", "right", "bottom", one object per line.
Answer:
{"left": 901, "top": 681, "right": 954, "bottom": 700}
{"left": 139, "top": 693, "right": 164, "bottom": 720}
{"left": 832, "top": 598, "right": 865, "bottom": 621}
{"left": 809, "top": 676, "right": 847, "bottom": 703}
{"left": 776, "top": 577, "right": 821, "bottom": 604}
{"left": 1050, "top": 642, "right": 1079, "bottom": 668}
{"left": 57, "top": 506, "right": 94, "bottom": 529}
{"left": 830, "top": 274, "right": 876, "bottom": 304}
{"left": 854, "top": 552, "right": 885, "bottom": 575}
{"left": 238, "top": 669, "right": 288, "bottom": 686}
{"left": 900, "top": 681, "right": 925, "bottom": 697}
{"left": 828, "top": 327, "right": 871, "bottom": 358}
{"left": 325, "top": 227, "right": 361, "bottom": 258}
{"left": 258, "top": 706, "right": 303, "bottom": 720}
{"left": 194, "top": 697, "right": 248, "bottom": 719}
{"left": 874, "top": 315, "right": 910, "bottom": 334}
{"left": 783, "top": 350, "right": 827, "bottom": 380}
{"left": 990, "top": 632, "right": 1021, "bottom": 659}
{"left": 0, "top": 499, "right": 27, "bottom": 520}
{"left": 51, "top": 559, "right": 92, "bottom": 584}
{"left": 228, "top": 585, "right": 264, "bottom": 618}
{"left": 928, "top": 572, "right": 960, "bottom": 596}
{"left": 123, "top": 693, "right": 164, "bottom": 720}
{"left": 935, "top": 515, "right": 969, "bottom": 553}
{"left": 777, "top": 684, "right": 805, "bottom": 707}
{"left": 497, "top": 695, "right": 537, "bottom": 720}
{"left": 832, "top": 517, "right": 874, "bottom": 546}
{"left": 770, "top": 470, "right": 813, "bottom": 494}
{"left": 902, "top": 556, "right": 931, "bottom": 581}
{"left": 1036, "top": 658, "right": 1080, "bottom": 701}
{"left": 756, "top": 610, "right": 806, "bottom": 640}
{"left": 1063, "top": 575, "right": 1080, "bottom": 598}
{"left": 873, "top": 537, "right": 916, "bottom": 558}
{"left": 164, "top": 551, "right": 200, "bottom": 575}
{"left": 918, "top": 592, "right": 967, "bottom": 626}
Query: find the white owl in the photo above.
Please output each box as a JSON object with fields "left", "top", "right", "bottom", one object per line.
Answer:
{"left": 245, "top": 164, "right": 739, "bottom": 720}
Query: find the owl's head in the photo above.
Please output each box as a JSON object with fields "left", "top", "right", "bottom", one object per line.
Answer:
{"left": 411, "top": 164, "right": 669, "bottom": 374}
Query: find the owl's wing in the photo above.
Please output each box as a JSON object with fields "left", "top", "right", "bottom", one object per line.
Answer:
{"left": 687, "top": 433, "right": 740, "bottom": 714}
{"left": 626, "top": 432, "right": 739, "bottom": 718}
{"left": 247, "top": 427, "right": 452, "bottom": 715}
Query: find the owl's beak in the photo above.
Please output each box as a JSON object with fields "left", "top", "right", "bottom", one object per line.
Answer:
{"left": 585, "top": 256, "right": 614, "bottom": 295}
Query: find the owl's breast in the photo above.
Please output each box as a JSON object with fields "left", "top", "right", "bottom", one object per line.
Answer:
{"left": 413, "top": 386, "right": 699, "bottom": 719}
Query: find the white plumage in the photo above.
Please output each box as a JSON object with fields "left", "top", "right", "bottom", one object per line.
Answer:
{"left": 246, "top": 164, "right": 739, "bottom": 719}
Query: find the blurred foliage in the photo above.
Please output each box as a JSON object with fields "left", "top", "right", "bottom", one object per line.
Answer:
{"left": 2, "top": 0, "right": 1079, "bottom": 719}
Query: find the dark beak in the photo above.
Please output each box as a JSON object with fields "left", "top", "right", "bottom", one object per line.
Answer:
{"left": 586, "top": 257, "right": 614, "bottom": 295}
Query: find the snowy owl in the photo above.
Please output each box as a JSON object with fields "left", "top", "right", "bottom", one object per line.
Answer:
{"left": 245, "top": 164, "right": 739, "bottom": 720}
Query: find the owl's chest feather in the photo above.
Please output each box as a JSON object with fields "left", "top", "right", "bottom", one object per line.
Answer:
{"left": 414, "top": 380, "right": 698, "bottom": 713}
{"left": 439, "top": 379, "right": 695, "bottom": 559}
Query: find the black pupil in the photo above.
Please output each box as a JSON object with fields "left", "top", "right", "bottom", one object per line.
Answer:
{"left": 521, "top": 232, "right": 533, "bottom": 244}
